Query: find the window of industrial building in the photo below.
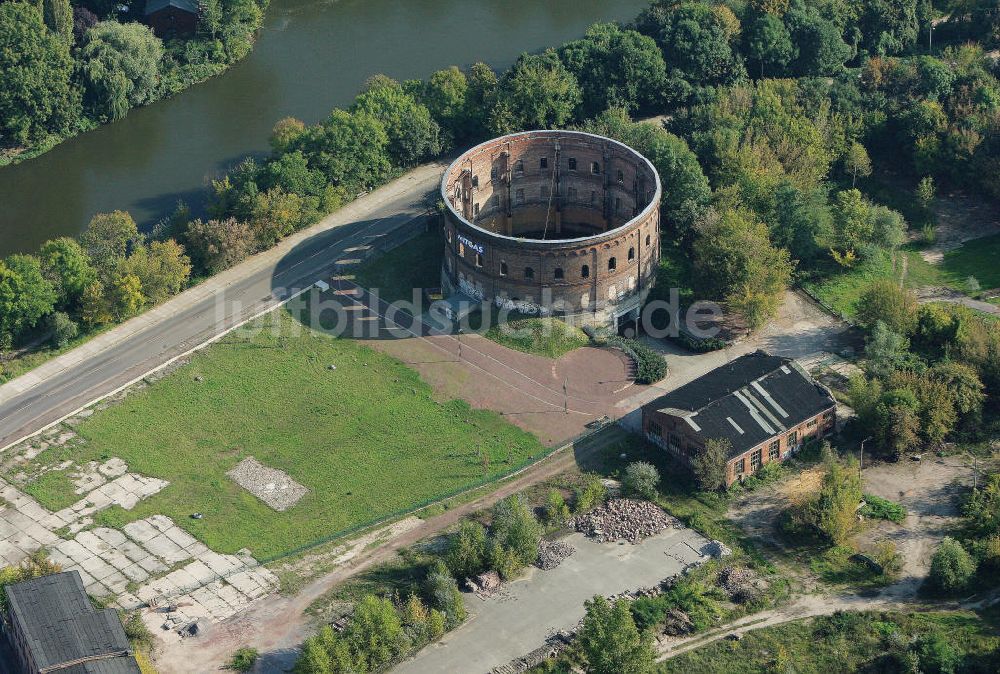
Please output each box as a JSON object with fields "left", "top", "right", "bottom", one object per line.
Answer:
{"left": 628, "top": 247, "right": 635, "bottom": 262}
{"left": 514, "top": 159, "right": 524, "bottom": 175}
{"left": 516, "top": 188, "right": 525, "bottom": 204}
{"left": 807, "top": 419, "right": 817, "bottom": 428}
{"left": 581, "top": 264, "right": 590, "bottom": 278}
{"left": 617, "top": 169, "right": 624, "bottom": 183}
{"left": 493, "top": 195, "right": 500, "bottom": 207}
{"left": 554, "top": 267, "right": 564, "bottom": 280}
{"left": 590, "top": 190, "right": 596, "bottom": 204}
{"left": 473, "top": 203, "right": 480, "bottom": 216}
{"left": 540, "top": 157, "right": 548, "bottom": 169}
{"left": 608, "top": 257, "right": 616, "bottom": 271}
{"left": 472, "top": 175, "right": 479, "bottom": 188}
{"left": 446, "top": 229, "right": 452, "bottom": 242}
{"left": 568, "top": 157, "right": 577, "bottom": 171}
{"left": 524, "top": 267, "right": 535, "bottom": 280}
{"left": 668, "top": 434, "right": 680, "bottom": 453}
{"left": 750, "top": 449, "right": 762, "bottom": 471}
{"left": 591, "top": 161, "right": 600, "bottom": 174}
{"left": 788, "top": 430, "right": 798, "bottom": 447}
{"left": 649, "top": 422, "right": 661, "bottom": 437}
{"left": 734, "top": 458, "right": 746, "bottom": 475}
{"left": 645, "top": 234, "right": 651, "bottom": 246}
{"left": 769, "top": 439, "right": 780, "bottom": 460}
{"left": 500, "top": 261, "right": 508, "bottom": 277}
{"left": 490, "top": 167, "right": 497, "bottom": 180}
{"left": 475, "top": 253, "right": 483, "bottom": 268}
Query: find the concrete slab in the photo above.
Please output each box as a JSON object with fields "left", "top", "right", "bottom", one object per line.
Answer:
{"left": 92, "top": 527, "right": 128, "bottom": 548}
{"left": 55, "top": 539, "right": 92, "bottom": 563}
{"left": 144, "top": 534, "right": 189, "bottom": 564}
{"left": 121, "top": 563, "right": 149, "bottom": 583}
{"left": 123, "top": 520, "right": 158, "bottom": 544}
{"left": 163, "top": 526, "right": 198, "bottom": 550}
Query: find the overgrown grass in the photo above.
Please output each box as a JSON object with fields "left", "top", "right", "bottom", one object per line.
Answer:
{"left": 861, "top": 493, "right": 906, "bottom": 523}
{"left": 942, "top": 232, "right": 1000, "bottom": 292}
{"left": 484, "top": 318, "right": 588, "bottom": 359}
{"left": 29, "top": 309, "right": 546, "bottom": 561}
{"left": 22, "top": 470, "right": 79, "bottom": 512}
{"left": 809, "top": 545, "right": 890, "bottom": 589}
{"left": 659, "top": 610, "right": 1000, "bottom": 673}
{"left": 350, "top": 226, "right": 443, "bottom": 305}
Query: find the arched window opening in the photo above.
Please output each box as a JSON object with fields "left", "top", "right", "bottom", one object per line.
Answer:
{"left": 628, "top": 247, "right": 635, "bottom": 262}
{"left": 608, "top": 257, "right": 616, "bottom": 271}
{"left": 581, "top": 264, "right": 590, "bottom": 279}
{"left": 524, "top": 267, "right": 535, "bottom": 280}
{"left": 554, "top": 267, "right": 564, "bottom": 280}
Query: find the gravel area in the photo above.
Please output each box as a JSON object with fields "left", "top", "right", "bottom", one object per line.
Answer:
{"left": 226, "top": 457, "right": 308, "bottom": 512}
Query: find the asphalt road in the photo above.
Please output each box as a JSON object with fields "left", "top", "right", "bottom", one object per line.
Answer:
{"left": 0, "top": 166, "right": 442, "bottom": 450}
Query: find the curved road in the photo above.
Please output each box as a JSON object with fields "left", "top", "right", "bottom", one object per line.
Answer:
{"left": 0, "top": 163, "right": 445, "bottom": 452}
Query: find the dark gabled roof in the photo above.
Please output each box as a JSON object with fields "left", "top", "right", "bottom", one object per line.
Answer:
{"left": 5, "top": 571, "right": 139, "bottom": 674}
{"left": 144, "top": 0, "right": 199, "bottom": 16}
{"left": 645, "top": 351, "right": 835, "bottom": 458}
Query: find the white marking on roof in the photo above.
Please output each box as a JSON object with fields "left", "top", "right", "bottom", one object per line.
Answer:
{"left": 314, "top": 280, "right": 330, "bottom": 292}
{"left": 741, "top": 388, "right": 786, "bottom": 431}
{"left": 683, "top": 414, "right": 702, "bottom": 432}
{"left": 780, "top": 365, "right": 791, "bottom": 374}
{"left": 727, "top": 417, "right": 745, "bottom": 434}
{"left": 732, "top": 390, "right": 776, "bottom": 435}
{"left": 752, "top": 380, "right": 790, "bottom": 418}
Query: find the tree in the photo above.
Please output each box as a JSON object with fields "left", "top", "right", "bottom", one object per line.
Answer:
{"left": 0, "top": 255, "right": 57, "bottom": 348}
{"left": 445, "top": 520, "right": 487, "bottom": 579}
{"left": 184, "top": 218, "right": 254, "bottom": 274}
{"left": 692, "top": 438, "right": 729, "bottom": 491}
{"left": 928, "top": 537, "right": 976, "bottom": 593}
{"left": 121, "top": 239, "right": 191, "bottom": 304}
{"left": 292, "top": 109, "right": 391, "bottom": 190}
{"left": 488, "top": 494, "right": 542, "bottom": 572}
{"left": 928, "top": 361, "right": 984, "bottom": 419}
{"left": 465, "top": 62, "right": 498, "bottom": 139}
{"left": 38, "top": 238, "right": 96, "bottom": 310}
{"left": 802, "top": 454, "right": 862, "bottom": 545}
{"left": 79, "top": 281, "right": 111, "bottom": 327}
{"left": 424, "top": 560, "right": 466, "bottom": 627}
{"left": 783, "top": 2, "right": 851, "bottom": 76}
{"left": 693, "top": 207, "right": 793, "bottom": 329}
{"left": 859, "top": 0, "right": 919, "bottom": 56}
{"left": 46, "top": 311, "right": 78, "bottom": 348}
{"left": 81, "top": 211, "right": 140, "bottom": 268}
{"left": 865, "top": 321, "right": 915, "bottom": 379}
{"left": 270, "top": 117, "right": 306, "bottom": 154}
{"left": 916, "top": 176, "right": 935, "bottom": 211}
{"left": 344, "top": 595, "right": 406, "bottom": 671}
{"left": 249, "top": 188, "right": 305, "bottom": 248}
{"left": 43, "top": 0, "right": 73, "bottom": 43}
{"left": 72, "top": 7, "right": 98, "bottom": 43}
{"left": 107, "top": 272, "right": 144, "bottom": 320}
{"left": 491, "top": 50, "right": 581, "bottom": 133}
{"left": 831, "top": 189, "right": 906, "bottom": 259}
{"left": 544, "top": 489, "right": 570, "bottom": 525}
{"left": 558, "top": 23, "right": 665, "bottom": 117}
{"left": 420, "top": 66, "right": 469, "bottom": 139}
{"left": 79, "top": 21, "right": 163, "bottom": 121}
{"left": 856, "top": 279, "right": 917, "bottom": 334}
{"left": 886, "top": 403, "right": 921, "bottom": 459}
{"left": 0, "top": 2, "right": 79, "bottom": 146}
{"left": 352, "top": 75, "right": 443, "bottom": 166}
{"left": 623, "top": 462, "right": 660, "bottom": 500}
{"left": 745, "top": 13, "right": 793, "bottom": 77}
{"left": 199, "top": 0, "right": 222, "bottom": 39}
{"left": 844, "top": 142, "right": 872, "bottom": 186}
{"left": 578, "top": 596, "right": 655, "bottom": 674}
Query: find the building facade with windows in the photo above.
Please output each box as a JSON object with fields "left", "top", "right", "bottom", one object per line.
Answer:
{"left": 641, "top": 352, "right": 837, "bottom": 486}
{"left": 440, "top": 130, "right": 661, "bottom": 327}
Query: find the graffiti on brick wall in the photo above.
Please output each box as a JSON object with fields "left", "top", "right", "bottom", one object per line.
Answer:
{"left": 494, "top": 296, "right": 550, "bottom": 316}
{"left": 458, "top": 277, "right": 485, "bottom": 301}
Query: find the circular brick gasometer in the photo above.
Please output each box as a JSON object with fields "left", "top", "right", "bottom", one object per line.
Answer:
{"left": 441, "top": 130, "right": 662, "bottom": 328}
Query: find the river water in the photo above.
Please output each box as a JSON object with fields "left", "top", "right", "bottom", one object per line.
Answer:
{"left": 0, "top": 0, "right": 648, "bottom": 257}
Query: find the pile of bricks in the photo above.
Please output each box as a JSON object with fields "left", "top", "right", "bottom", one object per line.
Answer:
{"left": 568, "top": 499, "right": 677, "bottom": 544}
{"left": 534, "top": 540, "right": 574, "bottom": 570}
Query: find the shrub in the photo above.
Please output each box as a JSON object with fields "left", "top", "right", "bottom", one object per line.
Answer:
{"left": 424, "top": 560, "right": 465, "bottom": 627}
{"left": 573, "top": 477, "right": 607, "bottom": 513}
{"left": 489, "top": 494, "right": 542, "bottom": 571}
{"left": 445, "top": 520, "right": 487, "bottom": 579}
{"left": 227, "top": 646, "right": 258, "bottom": 672}
{"left": 46, "top": 311, "right": 78, "bottom": 348}
{"left": 622, "top": 461, "right": 660, "bottom": 500}
{"left": 691, "top": 438, "right": 728, "bottom": 492}
{"left": 597, "top": 334, "right": 667, "bottom": 384}
{"left": 544, "top": 489, "right": 570, "bottom": 525}
{"left": 861, "top": 493, "right": 907, "bottom": 523}
{"left": 928, "top": 537, "right": 976, "bottom": 593}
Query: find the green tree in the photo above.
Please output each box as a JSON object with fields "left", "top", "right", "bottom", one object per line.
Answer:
{"left": 79, "top": 21, "right": 163, "bottom": 121}
{"left": 344, "top": 595, "right": 406, "bottom": 671}
{"left": 420, "top": 66, "right": 469, "bottom": 139}
{"left": 0, "top": 255, "right": 57, "bottom": 348}
{"left": 804, "top": 454, "right": 862, "bottom": 545}
{"left": 352, "top": 75, "right": 443, "bottom": 166}
{"left": 783, "top": 2, "right": 851, "bottom": 76}
{"left": 623, "top": 462, "right": 660, "bottom": 500}
{"left": 0, "top": 2, "right": 79, "bottom": 146}
{"left": 916, "top": 176, "right": 936, "bottom": 211}
{"left": 491, "top": 50, "right": 581, "bottom": 133}
{"left": 544, "top": 489, "right": 570, "bottom": 524}
{"left": 928, "top": 537, "right": 976, "bottom": 593}
{"left": 465, "top": 62, "right": 498, "bottom": 139}
{"left": 79, "top": 281, "right": 111, "bottom": 327}
{"left": 578, "top": 595, "right": 655, "bottom": 674}
{"left": 424, "top": 560, "right": 466, "bottom": 627}
{"left": 844, "top": 142, "right": 872, "bottom": 187}
{"left": 745, "top": 13, "right": 793, "bottom": 77}
{"left": 856, "top": 279, "right": 917, "bottom": 334}
{"left": 107, "top": 272, "right": 144, "bottom": 320}
{"left": 886, "top": 402, "right": 921, "bottom": 460}
{"left": 184, "top": 218, "right": 254, "bottom": 274}
{"left": 831, "top": 189, "right": 906, "bottom": 259}
{"left": 558, "top": 23, "right": 665, "bottom": 117}
{"left": 46, "top": 311, "right": 78, "bottom": 348}
{"left": 269, "top": 117, "right": 306, "bottom": 154}
{"left": 38, "top": 237, "right": 96, "bottom": 310}
{"left": 859, "top": 0, "right": 919, "bottom": 56}
{"left": 249, "top": 188, "right": 305, "bottom": 247}
{"left": 489, "top": 495, "right": 542, "bottom": 571}
{"left": 42, "top": 0, "right": 73, "bottom": 43}
{"left": 121, "top": 239, "right": 191, "bottom": 304}
{"left": 692, "top": 437, "right": 729, "bottom": 491}
{"left": 865, "top": 321, "right": 915, "bottom": 379}
{"left": 445, "top": 520, "right": 487, "bottom": 579}
{"left": 199, "top": 0, "right": 222, "bottom": 39}
{"left": 292, "top": 109, "right": 391, "bottom": 190}
{"left": 81, "top": 211, "right": 140, "bottom": 268}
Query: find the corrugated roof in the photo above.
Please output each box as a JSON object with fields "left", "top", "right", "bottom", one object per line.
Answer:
{"left": 144, "top": 0, "right": 199, "bottom": 16}
{"left": 5, "top": 571, "right": 138, "bottom": 673}
{"left": 646, "top": 351, "right": 835, "bottom": 457}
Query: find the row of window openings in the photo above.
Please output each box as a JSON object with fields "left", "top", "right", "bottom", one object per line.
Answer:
{"left": 734, "top": 433, "right": 799, "bottom": 476}
{"left": 482, "top": 158, "right": 623, "bottom": 181}
{"left": 460, "top": 244, "right": 645, "bottom": 277}
{"left": 471, "top": 191, "right": 630, "bottom": 218}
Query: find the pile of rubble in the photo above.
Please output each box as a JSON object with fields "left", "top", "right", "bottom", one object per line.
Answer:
{"left": 718, "top": 565, "right": 766, "bottom": 604}
{"left": 662, "top": 608, "right": 695, "bottom": 636}
{"left": 568, "top": 499, "right": 677, "bottom": 544}
{"left": 466, "top": 570, "right": 502, "bottom": 597}
{"left": 534, "top": 540, "right": 574, "bottom": 570}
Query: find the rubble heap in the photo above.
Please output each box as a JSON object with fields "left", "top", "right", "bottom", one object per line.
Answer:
{"left": 466, "top": 570, "right": 502, "bottom": 597}
{"left": 718, "top": 566, "right": 766, "bottom": 604}
{"left": 535, "top": 540, "right": 575, "bottom": 570}
{"left": 662, "top": 608, "right": 695, "bottom": 636}
{"left": 568, "top": 499, "right": 677, "bottom": 544}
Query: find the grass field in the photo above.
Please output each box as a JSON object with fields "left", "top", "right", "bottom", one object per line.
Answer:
{"left": 484, "top": 318, "right": 589, "bottom": 359}
{"left": 27, "top": 308, "right": 546, "bottom": 561}
{"left": 659, "top": 610, "right": 1000, "bottom": 673}
{"left": 942, "top": 232, "right": 1000, "bottom": 291}
{"left": 351, "top": 227, "right": 442, "bottom": 305}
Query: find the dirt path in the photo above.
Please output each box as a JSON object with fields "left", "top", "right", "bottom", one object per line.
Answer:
{"left": 151, "top": 427, "right": 627, "bottom": 673}
{"left": 914, "top": 286, "right": 1000, "bottom": 316}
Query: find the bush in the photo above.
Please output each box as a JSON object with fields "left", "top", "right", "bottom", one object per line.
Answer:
{"left": 861, "top": 493, "right": 907, "bottom": 523}
{"left": 573, "top": 477, "right": 607, "bottom": 513}
{"left": 928, "top": 537, "right": 976, "bottom": 593}
{"left": 46, "top": 311, "right": 78, "bottom": 348}
{"left": 227, "top": 646, "right": 258, "bottom": 672}
{"left": 596, "top": 334, "right": 667, "bottom": 384}
{"left": 445, "top": 520, "right": 487, "bottom": 579}
{"left": 544, "top": 489, "right": 570, "bottom": 525}
{"left": 622, "top": 461, "right": 660, "bottom": 500}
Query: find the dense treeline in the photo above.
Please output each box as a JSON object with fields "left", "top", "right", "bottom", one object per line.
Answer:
{"left": 0, "top": 0, "right": 265, "bottom": 162}
{"left": 3, "top": 0, "right": 1000, "bottom": 376}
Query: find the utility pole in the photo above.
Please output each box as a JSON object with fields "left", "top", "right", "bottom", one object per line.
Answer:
{"left": 859, "top": 436, "right": 872, "bottom": 483}
{"left": 563, "top": 377, "right": 568, "bottom": 415}
{"left": 457, "top": 328, "right": 462, "bottom": 362}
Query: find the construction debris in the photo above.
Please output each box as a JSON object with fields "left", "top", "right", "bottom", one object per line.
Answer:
{"left": 662, "top": 608, "right": 695, "bottom": 636}
{"left": 534, "top": 540, "right": 574, "bottom": 570}
{"left": 718, "top": 566, "right": 766, "bottom": 604}
{"left": 466, "top": 570, "right": 502, "bottom": 597}
{"left": 568, "top": 499, "right": 677, "bottom": 544}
